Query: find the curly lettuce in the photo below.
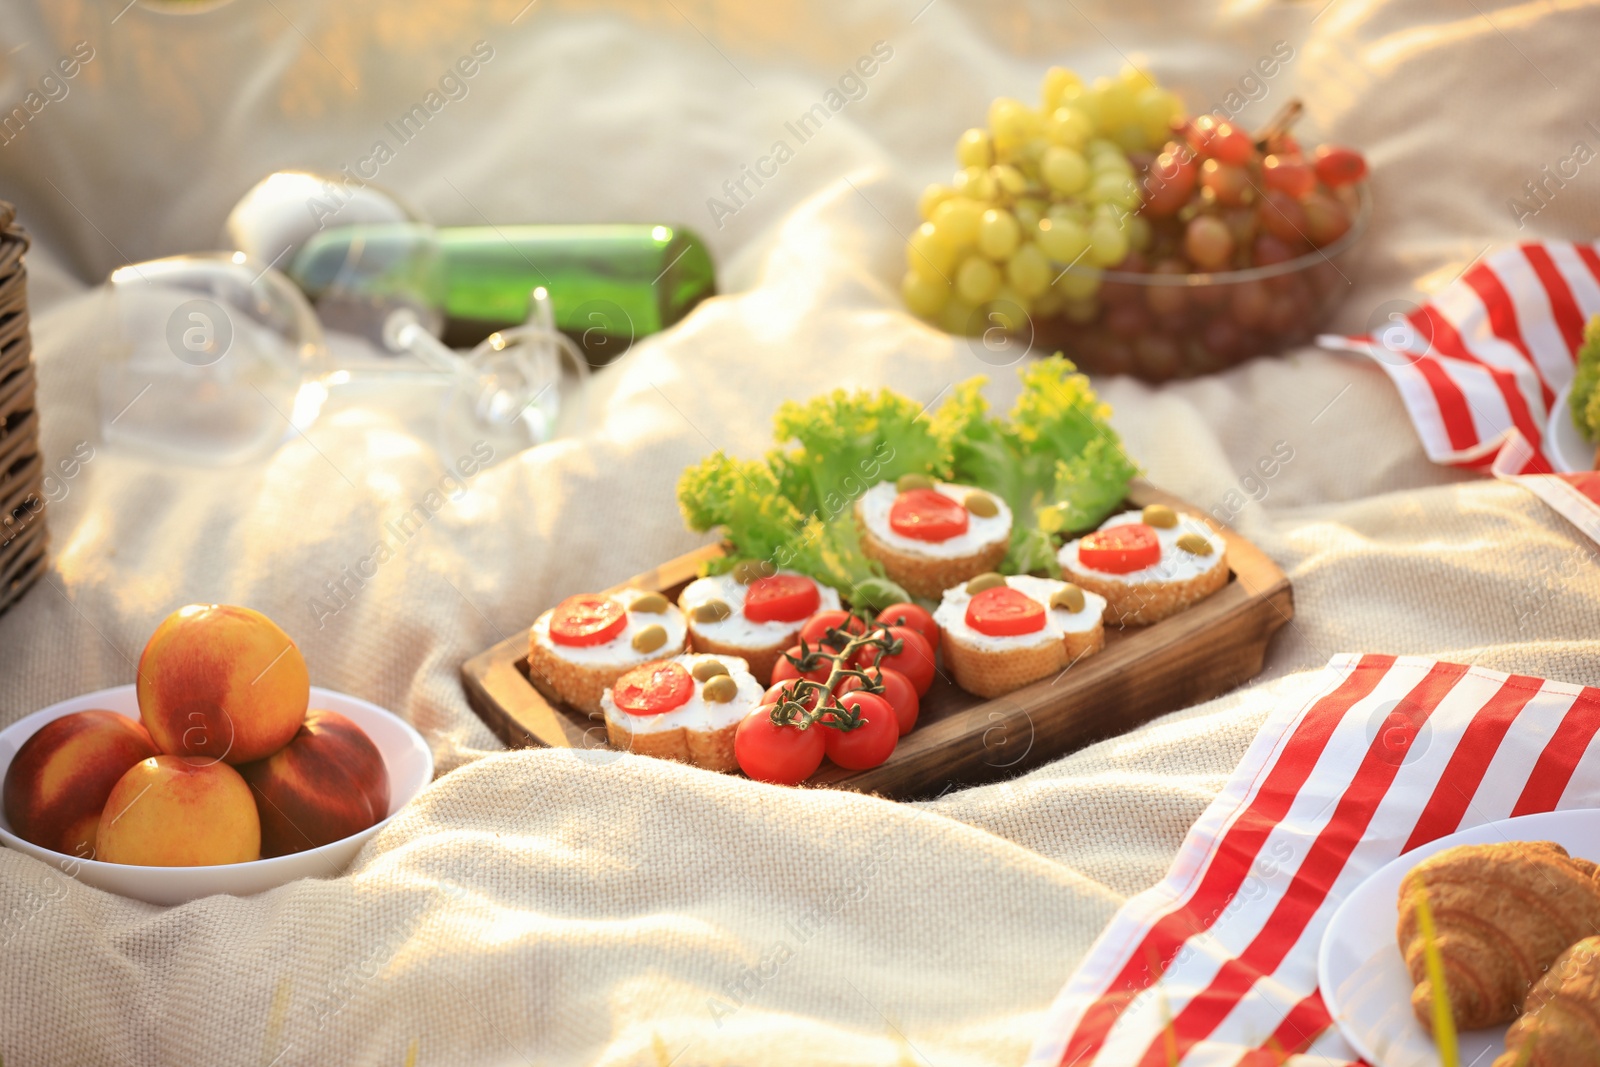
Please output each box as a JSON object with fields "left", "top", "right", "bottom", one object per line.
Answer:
{"left": 678, "top": 389, "right": 932, "bottom": 604}
{"left": 935, "top": 357, "right": 1137, "bottom": 574}
{"left": 767, "top": 387, "right": 949, "bottom": 518}
{"left": 677, "top": 452, "right": 811, "bottom": 572}
{"left": 677, "top": 357, "right": 1137, "bottom": 603}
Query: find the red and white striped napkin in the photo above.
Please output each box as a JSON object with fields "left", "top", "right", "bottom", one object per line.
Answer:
{"left": 1027, "top": 653, "right": 1600, "bottom": 1067}
{"left": 1318, "top": 240, "right": 1600, "bottom": 549}
{"left": 1319, "top": 240, "right": 1600, "bottom": 475}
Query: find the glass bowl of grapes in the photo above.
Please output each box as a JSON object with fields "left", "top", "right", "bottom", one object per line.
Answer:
{"left": 903, "top": 67, "right": 1371, "bottom": 381}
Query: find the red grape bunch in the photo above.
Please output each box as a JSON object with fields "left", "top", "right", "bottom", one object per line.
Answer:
{"left": 1141, "top": 106, "right": 1367, "bottom": 276}
{"left": 904, "top": 67, "right": 1371, "bottom": 379}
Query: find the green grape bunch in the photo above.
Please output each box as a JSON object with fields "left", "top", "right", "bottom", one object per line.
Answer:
{"left": 903, "top": 65, "right": 1180, "bottom": 337}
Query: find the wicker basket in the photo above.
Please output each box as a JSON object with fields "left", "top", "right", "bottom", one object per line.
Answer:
{"left": 0, "top": 201, "right": 47, "bottom": 616}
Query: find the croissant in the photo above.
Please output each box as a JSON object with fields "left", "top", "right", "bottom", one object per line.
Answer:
{"left": 1494, "top": 936, "right": 1600, "bottom": 1067}
{"left": 1396, "top": 841, "right": 1600, "bottom": 1032}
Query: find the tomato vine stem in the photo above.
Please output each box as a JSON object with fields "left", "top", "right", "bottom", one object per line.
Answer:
{"left": 767, "top": 625, "right": 899, "bottom": 732}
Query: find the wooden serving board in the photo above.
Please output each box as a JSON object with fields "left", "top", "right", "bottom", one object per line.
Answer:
{"left": 460, "top": 481, "right": 1293, "bottom": 800}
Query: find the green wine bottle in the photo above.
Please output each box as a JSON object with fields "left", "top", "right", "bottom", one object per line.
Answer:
{"left": 437, "top": 224, "right": 715, "bottom": 355}
{"left": 290, "top": 223, "right": 716, "bottom": 363}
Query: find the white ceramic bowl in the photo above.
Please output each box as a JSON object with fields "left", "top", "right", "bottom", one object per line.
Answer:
{"left": 1545, "top": 382, "right": 1593, "bottom": 474}
{"left": 0, "top": 685, "right": 433, "bottom": 906}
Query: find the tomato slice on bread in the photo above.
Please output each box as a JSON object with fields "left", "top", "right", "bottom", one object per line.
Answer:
{"left": 612, "top": 661, "right": 694, "bottom": 715}
{"left": 889, "top": 488, "right": 969, "bottom": 542}
{"left": 1077, "top": 523, "right": 1161, "bottom": 574}
{"left": 743, "top": 575, "right": 821, "bottom": 624}
{"left": 965, "top": 585, "right": 1047, "bottom": 637}
{"left": 548, "top": 594, "right": 627, "bottom": 646}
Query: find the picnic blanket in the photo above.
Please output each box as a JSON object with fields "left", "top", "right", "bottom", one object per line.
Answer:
{"left": 2, "top": 1, "right": 1600, "bottom": 1064}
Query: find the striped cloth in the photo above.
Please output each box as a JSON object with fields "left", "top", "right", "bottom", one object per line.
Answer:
{"left": 1026, "top": 653, "right": 1600, "bottom": 1067}
{"left": 1319, "top": 240, "right": 1600, "bottom": 475}
{"left": 1491, "top": 433, "right": 1600, "bottom": 552}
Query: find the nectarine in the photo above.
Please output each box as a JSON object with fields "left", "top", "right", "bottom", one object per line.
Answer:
{"left": 97, "top": 755, "right": 261, "bottom": 866}
{"left": 137, "top": 604, "right": 309, "bottom": 764}
{"left": 239, "top": 709, "right": 390, "bottom": 857}
{"left": 2, "top": 710, "right": 159, "bottom": 858}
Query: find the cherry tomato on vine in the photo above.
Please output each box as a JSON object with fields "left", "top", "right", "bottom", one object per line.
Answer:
{"left": 874, "top": 603, "right": 940, "bottom": 651}
{"left": 760, "top": 679, "right": 834, "bottom": 714}
{"left": 821, "top": 691, "right": 898, "bottom": 770}
{"left": 735, "top": 710, "right": 826, "bottom": 785}
{"left": 851, "top": 625, "right": 936, "bottom": 695}
{"left": 833, "top": 665, "right": 919, "bottom": 736}
{"left": 770, "top": 643, "right": 835, "bottom": 686}
{"left": 798, "top": 609, "right": 866, "bottom": 650}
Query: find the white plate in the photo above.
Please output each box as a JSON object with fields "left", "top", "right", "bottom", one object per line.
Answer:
{"left": 0, "top": 685, "right": 434, "bottom": 906}
{"left": 1317, "top": 809, "right": 1600, "bottom": 1067}
{"left": 1544, "top": 382, "right": 1593, "bottom": 474}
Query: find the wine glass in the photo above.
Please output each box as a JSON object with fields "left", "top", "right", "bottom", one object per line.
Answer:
{"left": 383, "top": 287, "right": 588, "bottom": 464}
{"left": 98, "top": 253, "right": 329, "bottom": 464}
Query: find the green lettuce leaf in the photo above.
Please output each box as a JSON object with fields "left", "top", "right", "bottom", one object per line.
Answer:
{"left": 676, "top": 445, "right": 910, "bottom": 604}
{"left": 676, "top": 452, "right": 808, "bottom": 575}
{"left": 676, "top": 357, "right": 1134, "bottom": 603}
{"left": 937, "top": 357, "right": 1137, "bottom": 574}
{"left": 767, "top": 387, "right": 949, "bottom": 518}
{"left": 1574, "top": 315, "right": 1600, "bottom": 442}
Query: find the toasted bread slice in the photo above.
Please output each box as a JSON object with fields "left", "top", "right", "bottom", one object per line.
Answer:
{"left": 600, "top": 653, "right": 756, "bottom": 772}
{"left": 526, "top": 636, "right": 679, "bottom": 715}
{"left": 941, "top": 625, "right": 1104, "bottom": 698}
{"left": 603, "top": 715, "right": 740, "bottom": 773}
{"left": 681, "top": 629, "right": 787, "bottom": 687}
{"left": 678, "top": 572, "right": 839, "bottom": 686}
{"left": 1070, "top": 564, "right": 1228, "bottom": 627}
{"left": 1058, "top": 510, "right": 1230, "bottom": 627}
{"left": 856, "top": 520, "right": 1009, "bottom": 601}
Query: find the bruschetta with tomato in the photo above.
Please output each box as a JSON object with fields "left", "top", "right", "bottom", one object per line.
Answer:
{"left": 678, "top": 570, "right": 841, "bottom": 684}
{"left": 854, "top": 475, "right": 1012, "bottom": 600}
{"left": 528, "top": 588, "right": 688, "bottom": 714}
{"left": 932, "top": 573, "right": 1107, "bottom": 698}
{"left": 1057, "top": 504, "right": 1228, "bottom": 626}
{"left": 602, "top": 653, "right": 762, "bottom": 772}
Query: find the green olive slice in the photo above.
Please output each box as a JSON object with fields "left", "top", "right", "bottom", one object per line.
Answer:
{"left": 731, "top": 559, "right": 777, "bottom": 584}
{"left": 964, "top": 491, "right": 999, "bottom": 518}
{"left": 1049, "top": 584, "right": 1086, "bottom": 613}
{"left": 1141, "top": 504, "right": 1178, "bottom": 529}
{"left": 631, "top": 624, "right": 668, "bottom": 653}
{"left": 691, "top": 659, "right": 729, "bottom": 682}
{"left": 628, "top": 592, "right": 670, "bottom": 614}
{"left": 965, "top": 572, "right": 1006, "bottom": 594}
{"left": 690, "top": 600, "right": 732, "bottom": 623}
{"left": 896, "top": 473, "right": 935, "bottom": 492}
